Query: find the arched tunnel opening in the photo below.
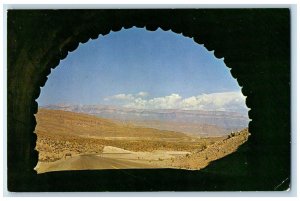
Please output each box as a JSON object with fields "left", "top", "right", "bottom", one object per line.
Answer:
{"left": 7, "top": 9, "right": 290, "bottom": 191}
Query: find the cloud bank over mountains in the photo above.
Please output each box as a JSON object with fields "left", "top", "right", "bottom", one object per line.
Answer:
{"left": 104, "top": 91, "right": 248, "bottom": 114}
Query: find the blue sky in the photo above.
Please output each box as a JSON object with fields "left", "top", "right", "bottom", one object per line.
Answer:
{"left": 37, "top": 27, "right": 247, "bottom": 113}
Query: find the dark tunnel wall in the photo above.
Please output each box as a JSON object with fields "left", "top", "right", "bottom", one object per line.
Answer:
{"left": 7, "top": 9, "right": 291, "bottom": 191}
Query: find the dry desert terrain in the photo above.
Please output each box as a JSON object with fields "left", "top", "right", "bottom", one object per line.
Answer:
{"left": 34, "top": 108, "right": 249, "bottom": 173}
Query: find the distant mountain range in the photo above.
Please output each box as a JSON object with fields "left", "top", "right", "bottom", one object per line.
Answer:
{"left": 41, "top": 104, "right": 249, "bottom": 136}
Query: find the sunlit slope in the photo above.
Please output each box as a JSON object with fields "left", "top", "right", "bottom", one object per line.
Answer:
{"left": 35, "top": 108, "right": 190, "bottom": 139}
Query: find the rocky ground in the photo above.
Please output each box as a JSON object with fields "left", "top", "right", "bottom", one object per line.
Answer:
{"left": 153, "top": 129, "right": 249, "bottom": 170}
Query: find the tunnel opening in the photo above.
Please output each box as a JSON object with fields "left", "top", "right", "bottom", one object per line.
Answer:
{"left": 34, "top": 27, "right": 250, "bottom": 173}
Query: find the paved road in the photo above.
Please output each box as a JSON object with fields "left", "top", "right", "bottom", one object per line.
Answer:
{"left": 37, "top": 154, "right": 157, "bottom": 173}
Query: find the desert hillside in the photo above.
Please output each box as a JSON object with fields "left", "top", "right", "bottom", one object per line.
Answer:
{"left": 35, "top": 108, "right": 220, "bottom": 161}
{"left": 42, "top": 104, "right": 249, "bottom": 136}
{"left": 36, "top": 108, "right": 191, "bottom": 139}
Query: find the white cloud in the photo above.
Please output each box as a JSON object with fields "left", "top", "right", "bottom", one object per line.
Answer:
{"left": 104, "top": 93, "right": 134, "bottom": 101}
{"left": 136, "top": 91, "right": 149, "bottom": 97}
{"left": 104, "top": 91, "right": 248, "bottom": 113}
{"left": 139, "top": 93, "right": 182, "bottom": 109}
{"left": 179, "top": 92, "right": 247, "bottom": 112}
